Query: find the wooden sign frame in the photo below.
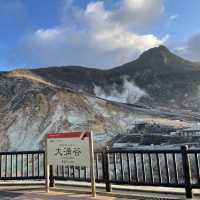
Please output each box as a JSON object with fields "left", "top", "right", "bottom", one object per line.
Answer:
{"left": 45, "top": 131, "right": 96, "bottom": 197}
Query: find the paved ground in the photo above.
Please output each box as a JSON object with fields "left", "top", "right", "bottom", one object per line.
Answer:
{"left": 0, "top": 191, "right": 119, "bottom": 200}
{"left": 0, "top": 186, "right": 187, "bottom": 200}
{"left": 3, "top": 190, "right": 173, "bottom": 200}
{"left": 0, "top": 183, "right": 196, "bottom": 200}
{"left": 0, "top": 190, "right": 179, "bottom": 200}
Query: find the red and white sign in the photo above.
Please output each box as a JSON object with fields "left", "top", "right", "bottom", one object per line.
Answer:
{"left": 47, "top": 131, "right": 90, "bottom": 167}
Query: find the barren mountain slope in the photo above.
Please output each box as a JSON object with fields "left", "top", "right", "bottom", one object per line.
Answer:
{"left": 32, "top": 46, "right": 200, "bottom": 111}
{"left": 0, "top": 71, "right": 192, "bottom": 151}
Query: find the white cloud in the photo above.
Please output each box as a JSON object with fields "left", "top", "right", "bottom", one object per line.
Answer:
{"left": 111, "top": 0, "right": 164, "bottom": 29}
{"left": 16, "top": 0, "right": 165, "bottom": 68}
{"left": 168, "top": 14, "right": 179, "bottom": 21}
{"left": 176, "top": 33, "right": 200, "bottom": 61}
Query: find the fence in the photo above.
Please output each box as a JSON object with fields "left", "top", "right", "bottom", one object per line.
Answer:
{"left": 52, "top": 146, "right": 200, "bottom": 198}
{"left": 0, "top": 151, "right": 45, "bottom": 180}
{"left": 0, "top": 146, "right": 200, "bottom": 198}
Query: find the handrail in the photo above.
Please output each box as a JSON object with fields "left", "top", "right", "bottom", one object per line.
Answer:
{"left": 0, "top": 146, "right": 200, "bottom": 199}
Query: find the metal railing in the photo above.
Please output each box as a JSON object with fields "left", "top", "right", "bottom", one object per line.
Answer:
{"left": 0, "top": 146, "right": 200, "bottom": 198}
{"left": 0, "top": 151, "right": 45, "bottom": 180}
{"left": 53, "top": 146, "right": 200, "bottom": 198}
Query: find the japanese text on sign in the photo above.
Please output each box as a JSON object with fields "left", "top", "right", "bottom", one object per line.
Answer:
{"left": 47, "top": 132, "right": 90, "bottom": 167}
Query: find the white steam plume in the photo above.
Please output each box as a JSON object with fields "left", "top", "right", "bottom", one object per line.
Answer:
{"left": 94, "top": 78, "right": 147, "bottom": 104}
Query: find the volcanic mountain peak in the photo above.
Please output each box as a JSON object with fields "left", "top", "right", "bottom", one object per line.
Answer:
{"left": 141, "top": 45, "right": 171, "bottom": 56}
{"left": 137, "top": 45, "right": 183, "bottom": 65}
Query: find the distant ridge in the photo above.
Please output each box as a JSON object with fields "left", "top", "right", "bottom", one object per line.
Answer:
{"left": 25, "top": 45, "right": 200, "bottom": 111}
{"left": 1, "top": 45, "right": 200, "bottom": 111}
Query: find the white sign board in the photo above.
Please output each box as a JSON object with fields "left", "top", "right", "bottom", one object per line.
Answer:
{"left": 47, "top": 131, "right": 90, "bottom": 167}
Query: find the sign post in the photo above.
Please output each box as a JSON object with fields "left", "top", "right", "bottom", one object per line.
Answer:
{"left": 45, "top": 138, "right": 50, "bottom": 193}
{"left": 89, "top": 131, "right": 96, "bottom": 197}
{"left": 46, "top": 131, "right": 96, "bottom": 197}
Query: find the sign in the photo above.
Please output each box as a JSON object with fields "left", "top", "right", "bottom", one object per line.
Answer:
{"left": 47, "top": 131, "right": 90, "bottom": 167}
{"left": 45, "top": 131, "right": 96, "bottom": 197}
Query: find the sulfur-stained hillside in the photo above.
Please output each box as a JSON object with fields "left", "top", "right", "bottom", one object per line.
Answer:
{"left": 0, "top": 69, "right": 193, "bottom": 151}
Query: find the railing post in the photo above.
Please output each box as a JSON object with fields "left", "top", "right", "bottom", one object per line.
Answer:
{"left": 103, "top": 146, "right": 112, "bottom": 192}
{"left": 181, "top": 145, "right": 193, "bottom": 199}
{"left": 49, "top": 165, "right": 55, "bottom": 187}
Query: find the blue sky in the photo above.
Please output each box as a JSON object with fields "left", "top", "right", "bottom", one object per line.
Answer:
{"left": 0, "top": 0, "right": 200, "bottom": 71}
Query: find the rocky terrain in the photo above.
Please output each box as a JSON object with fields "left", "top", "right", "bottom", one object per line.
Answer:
{"left": 0, "top": 46, "right": 200, "bottom": 151}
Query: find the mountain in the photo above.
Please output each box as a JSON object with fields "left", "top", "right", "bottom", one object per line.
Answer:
{"left": 0, "top": 45, "right": 200, "bottom": 151}
{"left": 31, "top": 45, "right": 200, "bottom": 111}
